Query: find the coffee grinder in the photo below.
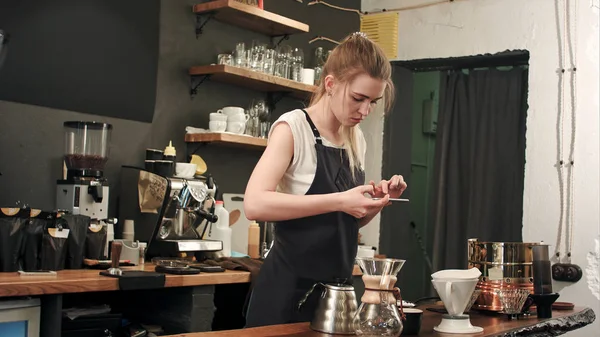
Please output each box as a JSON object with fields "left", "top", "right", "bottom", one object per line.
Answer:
{"left": 56, "top": 121, "right": 113, "bottom": 224}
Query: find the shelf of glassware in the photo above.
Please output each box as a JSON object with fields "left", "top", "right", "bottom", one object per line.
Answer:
{"left": 193, "top": 0, "right": 310, "bottom": 36}
{"left": 189, "top": 64, "right": 316, "bottom": 99}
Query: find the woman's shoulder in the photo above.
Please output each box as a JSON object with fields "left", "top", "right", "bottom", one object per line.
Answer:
{"left": 268, "top": 109, "right": 311, "bottom": 146}
{"left": 275, "top": 108, "right": 306, "bottom": 125}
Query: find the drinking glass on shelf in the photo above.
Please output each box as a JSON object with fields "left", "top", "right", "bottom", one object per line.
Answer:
{"left": 262, "top": 49, "right": 276, "bottom": 75}
{"left": 246, "top": 104, "right": 260, "bottom": 137}
{"left": 218, "top": 54, "right": 233, "bottom": 65}
{"left": 256, "top": 100, "right": 271, "bottom": 139}
{"left": 274, "top": 44, "right": 292, "bottom": 78}
{"left": 245, "top": 49, "right": 252, "bottom": 69}
{"left": 291, "top": 47, "right": 304, "bottom": 82}
{"left": 314, "top": 47, "right": 325, "bottom": 85}
{"left": 234, "top": 42, "right": 246, "bottom": 67}
{"left": 250, "top": 40, "right": 267, "bottom": 72}
{"left": 259, "top": 121, "right": 271, "bottom": 139}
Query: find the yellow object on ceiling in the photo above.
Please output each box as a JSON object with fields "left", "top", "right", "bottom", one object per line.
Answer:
{"left": 360, "top": 11, "right": 399, "bottom": 60}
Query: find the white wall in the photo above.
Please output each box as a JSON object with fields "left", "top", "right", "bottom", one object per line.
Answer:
{"left": 361, "top": 0, "right": 599, "bottom": 334}
{"left": 359, "top": 101, "right": 385, "bottom": 251}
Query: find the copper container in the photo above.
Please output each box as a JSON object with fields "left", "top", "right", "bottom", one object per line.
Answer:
{"left": 467, "top": 238, "right": 547, "bottom": 311}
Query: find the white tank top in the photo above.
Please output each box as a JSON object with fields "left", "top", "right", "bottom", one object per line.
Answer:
{"left": 268, "top": 109, "right": 367, "bottom": 196}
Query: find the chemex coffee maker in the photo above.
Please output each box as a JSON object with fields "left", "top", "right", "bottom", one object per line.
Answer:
{"left": 118, "top": 166, "right": 222, "bottom": 259}
{"left": 56, "top": 121, "right": 115, "bottom": 226}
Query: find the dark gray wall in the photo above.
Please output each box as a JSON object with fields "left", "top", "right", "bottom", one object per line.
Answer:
{"left": 0, "top": 0, "right": 360, "bottom": 217}
{"left": 0, "top": 0, "right": 160, "bottom": 122}
{"left": 380, "top": 66, "right": 415, "bottom": 299}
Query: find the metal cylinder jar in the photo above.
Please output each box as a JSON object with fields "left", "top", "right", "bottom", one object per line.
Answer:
{"left": 467, "top": 238, "right": 548, "bottom": 311}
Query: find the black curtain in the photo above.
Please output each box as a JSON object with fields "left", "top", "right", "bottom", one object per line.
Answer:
{"left": 431, "top": 67, "right": 528, "bottom": 271}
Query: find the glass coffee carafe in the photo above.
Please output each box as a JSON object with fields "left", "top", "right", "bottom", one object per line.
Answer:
{"left": 355, "top": 257, "right": 406, "bottom": 336}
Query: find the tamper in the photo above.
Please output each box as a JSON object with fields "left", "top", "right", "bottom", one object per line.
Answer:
{"left": 107, "top": 241, "right": 123, "bottom": 276}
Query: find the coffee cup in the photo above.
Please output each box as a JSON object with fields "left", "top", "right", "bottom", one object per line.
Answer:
{"left": 210, "top": 112, "right": 227, "bottom": 122}
{"left": 154, "top": 160, "right": 175, "bottom": 177}
{"left": 401, "top": 308, "right": 423, "bottom": 335}
{"left": 209, "top": 120, "right": 227, "bottom": 132}
{"left": 226, "top": 121, "right": 246, "bottom": 134}
{"left": 219, "top": 106, "right": 244, "bottom": 117}
{"left": 145, "top": 149, "right": 163, "bottom": 160}
{"left": 144, "top": 160, "right": 155, "bottom": 172}
{"left": 301, "top": 68, "right": 315, "bottom": 85}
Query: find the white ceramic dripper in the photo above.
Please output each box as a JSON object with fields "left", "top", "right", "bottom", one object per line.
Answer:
{"left": 431, "top": 269, "right": 483, "bottom": 334}
{"left": 432, "top": 278, "right": 479, "bottom": 316}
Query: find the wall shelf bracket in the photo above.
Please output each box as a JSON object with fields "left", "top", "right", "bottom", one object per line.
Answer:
{"left": 190, "top": 74, "right": 212, "bottom": 98}
{"left": 190, "top": 142, "right": 208, "bottom": 155}
{"left": 271, "top": 34, "right": 290, "bottom": 47}
{"left": 195, "top": 13, "right": 215, "bottom": 38}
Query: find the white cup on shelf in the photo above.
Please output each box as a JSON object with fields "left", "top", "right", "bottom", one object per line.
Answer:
{"left": 301, "top": 68, "right": 315, "bottom": 85}
{"left": 220, "top": 106, "right": 245, "bottom": 117}
{"left": 209, "top": 120, "right": 227, "bottom": 132}
{"left": 210, "top": 112, "right": 227, "bottom": 122}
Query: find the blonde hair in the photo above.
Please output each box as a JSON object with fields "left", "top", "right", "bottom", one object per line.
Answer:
{"left": 309, "top": 32, "right": 395, "bottom": 180}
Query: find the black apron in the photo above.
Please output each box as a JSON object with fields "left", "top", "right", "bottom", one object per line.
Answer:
{"left": 245, "top": 110, "right": 365, "bottom": 327}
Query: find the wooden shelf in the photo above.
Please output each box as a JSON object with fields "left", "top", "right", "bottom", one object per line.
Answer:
{"left": 185, "top": 132, "right": 267, "bottom": 149}
{"left": 193, "top": 0, "right": 309, "bottom": 36}
{"left": 189, "top": 64, "right": 316, "bottom": 100}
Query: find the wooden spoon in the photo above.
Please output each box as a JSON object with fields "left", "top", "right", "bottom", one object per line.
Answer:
{"left": 229, "top": 209, "right": 241, "bottom": 227}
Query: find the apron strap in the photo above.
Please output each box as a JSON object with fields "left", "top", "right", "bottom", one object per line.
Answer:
{"left": 302, "top": 109, "right": 323, "bottom": 145}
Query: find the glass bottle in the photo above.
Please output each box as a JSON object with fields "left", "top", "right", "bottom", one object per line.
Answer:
{"left": 314, "top": 47, "right": 324, "bottom": 85}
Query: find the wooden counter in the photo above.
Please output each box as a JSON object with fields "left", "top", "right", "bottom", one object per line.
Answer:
{"left": 0, "top": 265, "right": 251, "bottom": 297}
{"left": 164, "top": 306, "right": 596, "bottom": 336}
{"left": 0, "top": 263, "right": 363, "bottom": 337}
{"left": 0, "top": 264, "right": 362, "bottom": 298}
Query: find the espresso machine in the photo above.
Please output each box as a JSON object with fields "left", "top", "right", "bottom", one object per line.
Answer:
{"left": 118, "top": 166, "right": 222, "bottom": 260}
{"left": 56, "top": 121, "right": 113, "bottom": 223}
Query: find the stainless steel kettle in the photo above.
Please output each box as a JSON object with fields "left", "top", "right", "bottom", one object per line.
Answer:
{"left": 297, "top": 281, "right": 358, "bottom": 335}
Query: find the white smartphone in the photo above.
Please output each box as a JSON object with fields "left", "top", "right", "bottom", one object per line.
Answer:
{"left": 372, "top": 198, "right": 409, "bottom": 202}
{"left": 18, "top": 270, "right": 57, "bottom": 276}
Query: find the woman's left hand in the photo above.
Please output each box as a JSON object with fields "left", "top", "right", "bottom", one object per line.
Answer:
{"left": 369, "top": 175, "right": 407, "bottom": 199}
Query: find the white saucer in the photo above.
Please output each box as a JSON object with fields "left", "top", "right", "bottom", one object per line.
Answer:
{"left": 434, "top": 325, "right": 484, "bottom": 334}
{"left": 434, "top": 316, "right": 483, "bottom": 334}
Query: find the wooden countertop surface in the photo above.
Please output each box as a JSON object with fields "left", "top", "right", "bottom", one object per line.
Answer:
{"left": 165, "top": 306, "right": 595, "bottom": 337}
{"left": 0, "top": 264, "right": 362, "bottom": 297}
{"left": 0, "top": 264, "right": 251, "bottom": 297}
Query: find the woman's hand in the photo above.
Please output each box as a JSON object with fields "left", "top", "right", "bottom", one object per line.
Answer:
{"left": 369, "top": 175, "right": 407, "bottom": 199}
{"left": 338, "top": 185, "right": 389, "bottom": 219}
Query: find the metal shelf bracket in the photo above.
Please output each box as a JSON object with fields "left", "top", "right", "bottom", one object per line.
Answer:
{"left": 271, "top": 34, "right": 290, "bottom": 47}
{"left": 195, "top": 13, "right": 215, "bottom": 38}
{"left": 190, "top": 74, "right": 212, "bottom": 98}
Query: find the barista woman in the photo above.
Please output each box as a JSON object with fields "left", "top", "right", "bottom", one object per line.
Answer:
{"left": 243, "top": 32, "right": 407, "bottom": 327}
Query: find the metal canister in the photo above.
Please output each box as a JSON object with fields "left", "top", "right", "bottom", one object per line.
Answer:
{"left": 467, "top": 238, "right": 547, "bottom": 311}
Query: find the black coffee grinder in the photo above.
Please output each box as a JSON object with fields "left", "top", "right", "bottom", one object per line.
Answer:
{"left": 56, "top": 121, "right": 113, "bottom": 223}
{"left": 530, "top": 245, "right": 560, "bottom": 318}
